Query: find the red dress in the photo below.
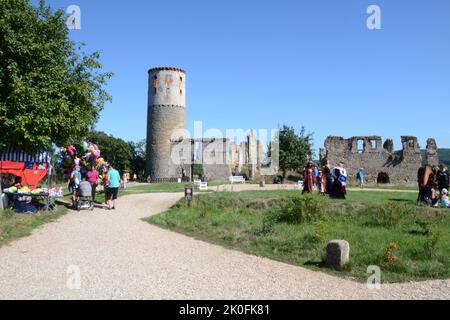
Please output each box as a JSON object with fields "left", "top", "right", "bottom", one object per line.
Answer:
{"left": 303, "top": 168, "right": 315, "bottom": 193}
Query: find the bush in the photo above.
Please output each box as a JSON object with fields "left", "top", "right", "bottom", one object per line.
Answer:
{"left": 273, "top": 196, "right": 326, "bottom": 224}
{"left": 362, "top": 202, "right": 415, "bottom": 228}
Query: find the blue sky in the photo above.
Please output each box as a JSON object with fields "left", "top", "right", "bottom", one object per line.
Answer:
{"left": 39, "top": 0, "right": 450, "bottom": 153}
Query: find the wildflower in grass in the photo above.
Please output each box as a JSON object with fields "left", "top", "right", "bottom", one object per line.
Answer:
{"left": 389, "top": 242, "right": 398, "bottom": 249}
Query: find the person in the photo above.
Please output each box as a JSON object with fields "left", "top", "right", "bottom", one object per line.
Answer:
{"left": 357, "top": 168, "right": 366, "bottom": 189}
{"left": 317, "top": 170, "right": 325, "bottom": 194}
{"left": 440, "top": 188, "right": 450, "bottom": 208}
{"left": 436, "top": 164, "right": 449, "bottom": 193}
{"left": 68, "top": 165, "right": 82, "bottom": 208}
{"left": 102, "top": 166, "right": 110, "bottom": 205}
{"left": 303, "top": 162, "right": 315, "bottom": 194}
{"left": 106, "top": 165, "right": 121, "bottom": 210}
{"left": 122, "top": 172, "right": 128, "bottom": 189}
{"left": 87, "top": 166, "right": 99, "bottom": 202}
{"left": 330, "top": 162, "right": 348, "bottom": 199}
{"left": 313, "top": 165, "right": 319, "bottom": 178}
{"left": 323, "top": 165, "right": 332, "bottom": 195}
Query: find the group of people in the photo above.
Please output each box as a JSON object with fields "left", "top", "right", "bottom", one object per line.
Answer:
{"left": 302, "top": 161, "right": 348, "bottom": 199}
{"left": 68, "top": 163, "right": 121, "bottom": 210}
{"left": 419, "top": 163, "right": 450, "bottom": 208}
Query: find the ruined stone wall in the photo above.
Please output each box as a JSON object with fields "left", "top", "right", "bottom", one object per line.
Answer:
{"left": 426, "top": 138, "right": 439, "bottom": 167}
{"left": 320, "top": 136, "right": 436, "bottom": 184}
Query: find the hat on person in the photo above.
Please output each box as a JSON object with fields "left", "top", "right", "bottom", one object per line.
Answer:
{"left": 442, "top": 188, "right": 448, "bottom": 194}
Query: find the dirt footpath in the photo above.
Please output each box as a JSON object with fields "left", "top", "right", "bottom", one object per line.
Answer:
{"left": 0, "top": 193, "right": 448, "bottom": 300}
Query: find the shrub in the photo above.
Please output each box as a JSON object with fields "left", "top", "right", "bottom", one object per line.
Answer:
{"left": 312, "top": 220, "right": 330, "bottom": 243}
{"left": 423, "top": 228, "right": 444, "bottom": 260}
{"left": 274, "top": 196, "right": 326, "bottom": 224}
{"left": 362, "top": 202, "right": 415, "bottom": 228}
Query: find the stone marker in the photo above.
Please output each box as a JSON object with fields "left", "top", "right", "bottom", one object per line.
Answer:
{"left": 325, "top": 240, "right": 350, "bottom": 271}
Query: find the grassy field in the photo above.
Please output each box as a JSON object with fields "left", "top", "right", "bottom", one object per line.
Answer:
{"left": 147, "top": 190, "right": 450, "bottom": 283}
{"left": 347, "top": 183, "right": 418, "bottom": 191}
{"left": 121, "top": 182, "right": 224, "bottom": 196}
{"left": 0, "top": 205, "right": 67, "bottom": 248}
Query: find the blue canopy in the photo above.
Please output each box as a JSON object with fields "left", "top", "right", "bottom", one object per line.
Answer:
{"left": 0, "top": 147, "right": 52, "bottom": 164}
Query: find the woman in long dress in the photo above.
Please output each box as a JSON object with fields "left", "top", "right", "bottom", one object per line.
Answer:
{"left": 303, "top": 162, "right": 315, "bottom": 194}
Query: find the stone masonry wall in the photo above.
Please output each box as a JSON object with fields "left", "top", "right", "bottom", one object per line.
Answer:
{"left": 320, "top": 136, "right": 438, "bottom": 184}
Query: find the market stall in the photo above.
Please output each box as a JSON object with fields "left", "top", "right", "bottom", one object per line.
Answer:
{"left": 0, "top": 147, "right": 51, "bottom": 189}
{"left": 0, "top": 147, "right": 62, "bottom": 212}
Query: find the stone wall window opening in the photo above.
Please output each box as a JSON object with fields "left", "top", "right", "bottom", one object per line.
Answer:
{"left": 370, "top": 140, "right": 377, "bottom": 150}
{"left": 357, "top": 140, "right": 365, "bottom": 154}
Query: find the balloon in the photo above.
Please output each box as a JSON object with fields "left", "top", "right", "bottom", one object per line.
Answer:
{"left": 74, "top": 157, "right": 81, "bottom": 165}
{"left": 93, "top": 150, "right": 101, "bottom": 158}
{"left": 82, "top": 141, "right": 88, "bottom": 153}
{"left": 67, "top": 146, "right": 75, "bottom": 157}
{"left": 85, "top": 152, "right": 92, "bottom": 160}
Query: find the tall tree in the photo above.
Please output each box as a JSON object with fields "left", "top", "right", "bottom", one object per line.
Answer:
{"left": 277, "top": 125, "right": 314, "bottom": 178}
{"left": 0, "top": 0, "right": 112, "bottom": 153}
{"left": 129, "top": 139, "right": 146, "bottom": 181}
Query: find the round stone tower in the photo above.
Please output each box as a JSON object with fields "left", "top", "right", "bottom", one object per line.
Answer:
{"left": 146, "top": 67, "right": 186, "bottom": 182}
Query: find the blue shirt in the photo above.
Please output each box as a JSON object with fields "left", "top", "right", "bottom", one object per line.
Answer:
{"left": 357, "top": 171, "right": 365, "bottom": 181}
{"left": 107, "top": 169, "right": 120, "bottom": 188}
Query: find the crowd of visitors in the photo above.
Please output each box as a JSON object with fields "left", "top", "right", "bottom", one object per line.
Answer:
{"left": 302, "top": 161, "right": 348, "bottom": 199}
{"left": 68, "top": 163, "right": 123, "bottom": 211}
{"left": 418, "top": 163, "right": 450, "bottom": 208}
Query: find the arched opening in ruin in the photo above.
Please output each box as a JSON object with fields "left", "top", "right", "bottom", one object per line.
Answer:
{"left": 377, "top": 172, "right": 390, "bottom": 184}
{"left": 357, "top": 140, "right": 364, "bottom": 154}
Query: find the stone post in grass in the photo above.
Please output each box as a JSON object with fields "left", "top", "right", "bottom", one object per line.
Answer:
{"left": 325, "top": 240, "right": 350, "bottom": 271}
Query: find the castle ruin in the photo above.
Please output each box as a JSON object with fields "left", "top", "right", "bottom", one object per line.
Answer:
{"left": 319, "top": 136, "right": 439, "bottom": 184}
{"left": 146, "top": 67, "right": 263, "bottom": 182}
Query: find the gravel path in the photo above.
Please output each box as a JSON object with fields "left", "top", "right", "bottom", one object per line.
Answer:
{"left": 0, "top": 193, "right": 448, "bottom": 300}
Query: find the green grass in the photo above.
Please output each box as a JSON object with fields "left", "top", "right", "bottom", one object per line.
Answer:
{"left": 146, "top": 190, "right": 450, "bottom": 283}
{"left": 121, "top": 182, "right": 225, "bottom": 195}
{"left": 0, "top": 205, "right": 67, "bottom": 248}
{"left": 347, "top": 183, "right": 418, "bottom": 191}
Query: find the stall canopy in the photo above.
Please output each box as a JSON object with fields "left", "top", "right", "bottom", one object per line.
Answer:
{"left": 0, "top": 147, "right": 52, "bottom": 189}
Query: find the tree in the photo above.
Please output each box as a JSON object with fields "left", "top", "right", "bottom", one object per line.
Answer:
{"left": 129, "top": 139, "right": 146, "bottom": 181}
{"left": 0, "top": 0, "right": 112, "bottom": 153}
{"left": 88, "top": 131, "right": 131, "bottom": 173}
{"left": 277, "top": 125, "right": 314, "bottom": 178}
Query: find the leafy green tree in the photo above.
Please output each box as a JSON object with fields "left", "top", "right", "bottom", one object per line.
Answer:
{"left": 129, "top": 139, "right": 146, "bottom": 181}
{"left": 0, "top": 0, "right": 112, "bottom": 153}
{"left": 88, "top": 131, "right": 131, "bottom": 173}
{"left": 277, "top": 125, "right": 314, "bottom": 178}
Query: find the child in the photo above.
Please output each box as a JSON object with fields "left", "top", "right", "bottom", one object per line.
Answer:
{"left": 440, "top": 188, "right": 450, "bottom": 208}
{"left": 317, "top": 170, "right": 325, "bottom": 194}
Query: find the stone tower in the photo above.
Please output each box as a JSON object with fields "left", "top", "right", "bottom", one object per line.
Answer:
{"left": 146, "top": 67, "right": 186, "bottom": 182}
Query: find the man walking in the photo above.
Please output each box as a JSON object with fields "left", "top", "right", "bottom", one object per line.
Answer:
{"left": 357, "top": 168, "right": 366, "bottom": 189}
{"left": 106, "top": 165, "right": 121, "bottom": 210}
